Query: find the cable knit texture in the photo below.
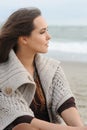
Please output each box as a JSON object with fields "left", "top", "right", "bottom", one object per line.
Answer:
{"left": 0, "top": 50, "right": 74, "bottom": 129}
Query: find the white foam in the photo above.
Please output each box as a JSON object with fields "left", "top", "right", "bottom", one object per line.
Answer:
{"left": 49, "top": 41, "right": 87, "bottom": 54}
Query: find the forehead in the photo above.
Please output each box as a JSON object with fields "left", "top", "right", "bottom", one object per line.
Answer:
{"left": 33, "top": 16, "right": 48, "bottom": 29}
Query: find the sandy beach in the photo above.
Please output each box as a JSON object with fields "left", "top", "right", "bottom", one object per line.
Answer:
{"left": 61, "top": 61, "right": 87, "bottom": 125}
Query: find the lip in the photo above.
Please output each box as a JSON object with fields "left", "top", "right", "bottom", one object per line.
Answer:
{"left": 45, "top": 43, "right": 49, "bottom": 47}
{"left": 45, "top": 41, "right": 49, "bottom": 45}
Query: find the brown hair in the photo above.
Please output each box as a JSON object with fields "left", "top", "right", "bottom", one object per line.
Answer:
{"left": 0, "top": 7, "right": 45, "bottom": 110}
{"left": 0, "top": 7, "right": 41, "bottom": 63}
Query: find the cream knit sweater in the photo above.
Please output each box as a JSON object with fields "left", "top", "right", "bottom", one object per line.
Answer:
{"left": 0, "top": 50, "right": 73, "bottom": 130}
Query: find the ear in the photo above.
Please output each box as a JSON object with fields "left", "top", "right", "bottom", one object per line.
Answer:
{"left": 18, "top": 36, "right": 28, "bottom": 45}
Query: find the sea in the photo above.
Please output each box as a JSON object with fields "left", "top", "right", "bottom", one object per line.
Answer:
{"left": 46, "top": 26, "right": 87, "bottom": 63}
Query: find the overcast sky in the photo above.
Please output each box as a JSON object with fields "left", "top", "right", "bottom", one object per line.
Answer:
{"left": 0, "top": 0, "right": 87, "bottom": 25}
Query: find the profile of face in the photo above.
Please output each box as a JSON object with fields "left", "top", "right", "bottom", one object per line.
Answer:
{"left": 18, "top": 16, "right": 51, "bottom": 54}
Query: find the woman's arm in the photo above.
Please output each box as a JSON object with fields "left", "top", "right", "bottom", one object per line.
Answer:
{"left": 61, "top": 107, "right": 84, "bottom": 126}
{"left": 13, "top": 123, "right": 40, "bottom": 130}
{"left": 52, "top": 65, "right": 84, "bottom": 126}
{"left": 13, "top": 118, "right": 87, "bottom": 130}
{"left": 31, "top": 118, "right": 86, "bottom": 130}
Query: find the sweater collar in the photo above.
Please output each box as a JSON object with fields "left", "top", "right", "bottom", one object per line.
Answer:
{"left": 35, "top": 54, "right": 60, "bottom": 95}
{"left": 0, "top": 50, "right": 35, "bottom": 95}
{"left": 0, "top": 50, "right": 60, "bottom": 96}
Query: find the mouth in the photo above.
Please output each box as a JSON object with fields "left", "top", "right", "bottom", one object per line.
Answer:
{"left": 45, "top": 41, "right": 49, "bottom": 45}
{"left": 45, "top": 43, "right": 49, "bottom": 47}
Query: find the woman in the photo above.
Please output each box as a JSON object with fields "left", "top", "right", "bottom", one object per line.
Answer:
{"left": 0, "top": 7, "right": 86, "bottom": 130}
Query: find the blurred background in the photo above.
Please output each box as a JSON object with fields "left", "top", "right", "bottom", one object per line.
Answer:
{"left": 0, "top": 0, "right": 87, "bottom": 125}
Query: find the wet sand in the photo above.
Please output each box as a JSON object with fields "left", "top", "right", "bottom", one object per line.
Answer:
{"left": 61, "top": 61, "right": 87, "bottom": 124}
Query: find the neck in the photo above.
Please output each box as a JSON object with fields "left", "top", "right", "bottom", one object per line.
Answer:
{"left": 16, "top": 50, "right": 36, "bottom": 77}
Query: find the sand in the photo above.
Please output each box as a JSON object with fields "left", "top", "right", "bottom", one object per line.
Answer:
{"left": 61, "top": 61, "right": 87, "bottom": 125}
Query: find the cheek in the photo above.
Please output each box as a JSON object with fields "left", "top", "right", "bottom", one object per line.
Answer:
{"left": 33, "top": 35, "right": 45, "bottom": 43}
{"left": 28, "top": 35, "right": 46, "bottom": 50}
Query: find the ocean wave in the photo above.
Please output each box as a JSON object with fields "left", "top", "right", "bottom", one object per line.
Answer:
{"left": 49, "top": 41, "right": 87, "bottom": 54}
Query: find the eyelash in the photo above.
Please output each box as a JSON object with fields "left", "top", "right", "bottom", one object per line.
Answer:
{"left": 40, "top": 31, "right": 45, "bottom": 34}
{"left": 40, "top": 29, "right": 48, "bottom": 34}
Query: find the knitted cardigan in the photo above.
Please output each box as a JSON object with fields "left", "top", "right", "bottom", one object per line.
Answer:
{"left": 0, "top": 50, "right": 73, "bottom": 130}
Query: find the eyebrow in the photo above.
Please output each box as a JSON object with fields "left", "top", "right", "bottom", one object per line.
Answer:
{"left": 40, "top": 27, "right": 48, "bottom": 31}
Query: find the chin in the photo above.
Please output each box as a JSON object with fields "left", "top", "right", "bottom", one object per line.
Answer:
{"left": 39, "top": 50, "right": 48, "bottom": 54}
{"left": 44, "top": 49, "right": 48, "bottom": 53}
{"left": 38, "top": 48, "right": 48, "bottom": 54}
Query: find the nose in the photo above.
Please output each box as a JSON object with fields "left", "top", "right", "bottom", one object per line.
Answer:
{"left": 46, "top": 32, "right": 51, "bottom": 40}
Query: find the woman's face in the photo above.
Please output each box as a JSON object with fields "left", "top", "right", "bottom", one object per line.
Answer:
{"left": 25, "top": 16, "right": 51, "bottom": 54}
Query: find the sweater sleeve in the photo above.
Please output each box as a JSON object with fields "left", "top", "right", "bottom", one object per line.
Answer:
{"left": 4, "top": 115, "right": 34, "bottom": 130}
{"left": 51, "top": 65, "right": 75, "bottom": 113}
{"left": 57, "top": 97, "right": 76, "bottom": 115}
{"left": 0, "top": 89, "right": 34, "bottom": 130}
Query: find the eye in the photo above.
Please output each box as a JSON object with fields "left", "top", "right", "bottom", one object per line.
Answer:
{"left": 40, "top": 29, "right": 48, "bottom": 34}
{"left": 40, "top": 31, "right": 45, "bottom": 34}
